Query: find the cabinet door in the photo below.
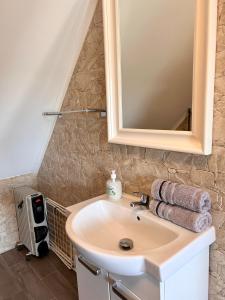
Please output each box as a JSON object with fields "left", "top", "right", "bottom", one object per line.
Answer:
{"left": 109, "top": 273, "right": 163, "bottom": 300}
{"left": 110, "top": 279, "right": 141, "bottom": 300}
{"left": 76, "top": 255, "right": 110, "bottom": 300}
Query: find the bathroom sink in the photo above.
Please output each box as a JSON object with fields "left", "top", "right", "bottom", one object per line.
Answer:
{"left": 72, "top": 200, "right": 177, "bottom": 251}
{"left": 66, "top": 194, "right": 215, "bottom": 280}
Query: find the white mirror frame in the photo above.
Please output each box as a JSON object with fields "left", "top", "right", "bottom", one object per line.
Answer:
{"left": 103, "top": 0, "right": 217, "bottom": 155}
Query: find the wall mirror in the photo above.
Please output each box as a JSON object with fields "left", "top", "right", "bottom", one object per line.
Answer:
{"left": 103, "top": 0, "right": 217, "bottom": 155}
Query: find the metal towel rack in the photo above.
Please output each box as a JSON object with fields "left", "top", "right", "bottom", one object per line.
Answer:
{"left": 42, "top": 108, "right": 107, "bottom": 118}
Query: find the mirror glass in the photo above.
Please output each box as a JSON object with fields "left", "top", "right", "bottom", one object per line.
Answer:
{"left": 118, "top": 0, "right": 196, "bottom": 131}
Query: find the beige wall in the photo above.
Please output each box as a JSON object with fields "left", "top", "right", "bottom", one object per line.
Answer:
{"left": 0, "top": 174, "right": 37, "bottom": 254}
{"left": 38, "top": 1, "right": 225, "bottom": 299}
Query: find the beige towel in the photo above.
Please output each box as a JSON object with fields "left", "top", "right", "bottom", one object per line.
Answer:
{"left": 149, "top": 199, "right": 212, "bottom": 233}
{"left": 151, "top": 179, "right": 211, "bottom": 213}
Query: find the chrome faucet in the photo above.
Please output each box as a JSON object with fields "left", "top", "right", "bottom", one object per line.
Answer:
{"left": 130, "top": 192, "right": 150, "bottom": 208}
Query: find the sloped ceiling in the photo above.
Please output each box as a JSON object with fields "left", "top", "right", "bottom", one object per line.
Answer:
{"left": 0, "top": 0, "right": 97, "bottom": 179}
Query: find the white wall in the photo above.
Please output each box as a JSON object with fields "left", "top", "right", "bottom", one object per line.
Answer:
{"left": 0, "top": 0, "right": 97, "bottom": 179}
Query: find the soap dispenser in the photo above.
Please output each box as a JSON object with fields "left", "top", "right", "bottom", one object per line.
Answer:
{"left": 106, "top": 170, "right": 122, "bottom": 200}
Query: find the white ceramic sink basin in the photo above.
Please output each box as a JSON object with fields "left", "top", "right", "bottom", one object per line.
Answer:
{"left": 73, "top": 200, "right": 177, "bottom": 252}
{"left": 66, "top": 194, "right": 215, "bottom": 280}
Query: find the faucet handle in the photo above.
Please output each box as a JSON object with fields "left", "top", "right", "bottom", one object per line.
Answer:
{"left": 130, "top": 192, "right": 150, "bottom": 208}
{"left": 132, "top": 192, "right": 150, "bottom": 204}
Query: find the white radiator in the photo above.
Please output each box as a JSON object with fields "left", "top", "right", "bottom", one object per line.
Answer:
{"left": 14, "top": 186, "right": 49, "bottom": 257}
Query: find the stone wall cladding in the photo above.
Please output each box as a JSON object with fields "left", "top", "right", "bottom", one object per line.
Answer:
{"left": 38, "top": 1, "right": 225, "bottom": 299}
{"left": 0, "top": 174, "right": 37, "bottom": 254}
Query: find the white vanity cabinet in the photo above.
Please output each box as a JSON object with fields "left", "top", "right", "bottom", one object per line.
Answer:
{"left": 76, "top": 248, "right": 209, "bottom": 300}
{"left": 109, "top": 273, "right": 162, "bottom": 300}
{"left": 76, "top": 256, "right": 109, "bottom": 300}
{"left": 67, "top": 196, "right": 215, "bottom": 300}
{"left": 76, "top": 255, "right": 160, "bottom": 300}
{"left": 76, "top": 257, "right": 161, "bottom": 300}
{"left": 108, "top": 273, "right": 162, "bottom": 300}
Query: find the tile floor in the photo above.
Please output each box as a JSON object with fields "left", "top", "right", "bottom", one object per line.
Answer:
{"left": 0, "top": 248, "right": 78, "bottom": 300}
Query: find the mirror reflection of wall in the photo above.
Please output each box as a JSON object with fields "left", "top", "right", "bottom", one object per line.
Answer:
{"left": 119, "top": 0, "right": 195, "bottom": 131}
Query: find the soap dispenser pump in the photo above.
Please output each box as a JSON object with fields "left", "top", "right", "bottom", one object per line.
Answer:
{"left": 106, "top": 170, "right": 122, "bottom": 200}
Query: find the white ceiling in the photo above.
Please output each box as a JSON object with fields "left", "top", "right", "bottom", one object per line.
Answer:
{"left": 0, "top": 0, "right": 97, "bottom": 179}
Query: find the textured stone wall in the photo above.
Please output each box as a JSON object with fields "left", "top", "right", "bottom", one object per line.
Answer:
{"left": 38, "top": 1, "right": 225, "bottom": 299}
{"left": 0, "top": 174, "right": 37, "bottom": 254}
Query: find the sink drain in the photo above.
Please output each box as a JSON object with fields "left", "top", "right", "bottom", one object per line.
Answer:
{"left": 119, "top": 238, "right": 133, "bottom": 251}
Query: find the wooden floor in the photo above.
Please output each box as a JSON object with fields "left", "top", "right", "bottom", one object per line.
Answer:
{"left": 0, "top": 248, "right": 78, "bottom": 300}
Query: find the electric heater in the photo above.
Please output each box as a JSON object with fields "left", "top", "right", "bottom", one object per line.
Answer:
{"left": 14, "top": 186, "right": 49, "bottom": 259}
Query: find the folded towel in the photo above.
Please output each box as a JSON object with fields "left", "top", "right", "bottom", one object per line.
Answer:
{"left": 149, "top": 199, "right": 212, "bottom": 233}
{"left": 151, "top": 179, "right": 211, "bottom": 213}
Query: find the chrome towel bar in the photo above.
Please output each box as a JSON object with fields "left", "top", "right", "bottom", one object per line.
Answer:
{"left": 42, "top": 108, "right": 107, "bottom": 117}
